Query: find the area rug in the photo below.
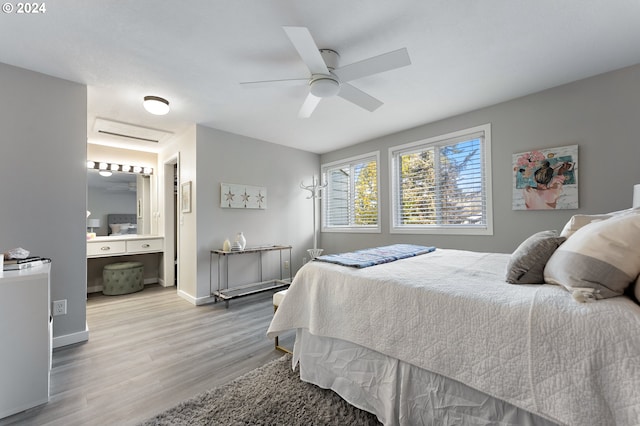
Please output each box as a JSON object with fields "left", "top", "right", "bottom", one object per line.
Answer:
{"left": 139, "top": 354, "right": 381, "bottom": 425}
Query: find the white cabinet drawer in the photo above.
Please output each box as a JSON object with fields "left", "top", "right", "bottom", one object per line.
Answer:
{"left": 126, "top": 238, "right": 163, "bottom": 254}
{"left": 87, "top": 240, "right": 126, "bottom": 257}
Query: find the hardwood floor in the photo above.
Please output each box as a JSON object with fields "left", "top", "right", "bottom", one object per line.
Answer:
{"left": 1, "top": 285, "right": 293, "bottom": 426}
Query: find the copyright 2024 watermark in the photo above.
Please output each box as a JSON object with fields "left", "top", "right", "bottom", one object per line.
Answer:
{"left": 2, "top": 2, "right": 47, "bottom": 13}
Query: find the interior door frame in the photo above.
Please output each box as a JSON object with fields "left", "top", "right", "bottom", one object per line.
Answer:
{"left": 162, "top": 153, "right": 179, "bottom": 289}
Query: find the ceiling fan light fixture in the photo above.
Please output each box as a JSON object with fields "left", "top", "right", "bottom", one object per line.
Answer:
{"left": 310, "top": 78, "right": 340, "bottom": 98}
{"left": 143, "top": 95, "right": 170, "bottom": 115}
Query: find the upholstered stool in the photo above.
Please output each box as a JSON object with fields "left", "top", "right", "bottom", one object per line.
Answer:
{"left": 273, "top": 289, "right": 291, "bottom": 353}
{"left": 103, "top": 261, "right": 144, "bottom": 296}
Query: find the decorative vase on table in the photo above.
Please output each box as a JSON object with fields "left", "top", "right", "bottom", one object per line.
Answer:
{"left": 235, "top": 232, "right": 246, "bottom": 250}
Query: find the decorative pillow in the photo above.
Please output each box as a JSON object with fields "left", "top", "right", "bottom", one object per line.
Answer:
{"left": 560, "top": 214, "right": 611, "bottom": 238}
{"left": 505, "top": 230, "right": 566, "bottom": 284}
{"left": 629, "top": 275, "right": 640, "bottom": 304}
{"left": 544, "top": 213, "right": 640, "bottom": 299}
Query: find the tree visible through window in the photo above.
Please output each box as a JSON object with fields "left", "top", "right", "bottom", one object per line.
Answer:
{"left": 354, "top": 161, "right": 378, "bottom": 225}
{"left": 322, "top": 152, "right": 380, "bottom": 232}
{"left": 391, "top": 124, "right": 492, "bottom": 235}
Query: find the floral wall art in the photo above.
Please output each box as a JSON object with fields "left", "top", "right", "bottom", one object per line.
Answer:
{"left": 220, "top": 182, "right": 267, "bottom": 209}
{"left": 512, "top": 144, "right": 578, "bottom": 210}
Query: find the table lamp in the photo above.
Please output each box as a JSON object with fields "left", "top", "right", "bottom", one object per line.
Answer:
{"left": 87, "top": 219, "right": 100, "bottom": 233}
{"left": 87, "top": 218, "right": 100, "bottom": 239}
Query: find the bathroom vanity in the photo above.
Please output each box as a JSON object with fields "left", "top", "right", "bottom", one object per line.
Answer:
{"left": 87, "top": 235, "right": 163, "bottom": 258}
{"left": 87, "top": 235, "right": 164, "bottom": 293}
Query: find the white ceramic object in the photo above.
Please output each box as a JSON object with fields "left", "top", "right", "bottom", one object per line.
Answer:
{"left": 236, "top": 232, "right": 246, "bottom": 250}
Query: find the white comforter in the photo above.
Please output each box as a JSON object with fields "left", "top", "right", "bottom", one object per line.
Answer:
{"left": 267, "top": 249, "right": 640, "bottom": 426}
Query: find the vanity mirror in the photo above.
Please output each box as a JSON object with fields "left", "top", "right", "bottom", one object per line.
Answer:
{"left": 87, "top": 163, "right": 153, "bottom": 237}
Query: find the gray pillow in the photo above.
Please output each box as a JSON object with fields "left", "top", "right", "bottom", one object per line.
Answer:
{"left": 506, "top": 230, "right": 566, "bottom": 284}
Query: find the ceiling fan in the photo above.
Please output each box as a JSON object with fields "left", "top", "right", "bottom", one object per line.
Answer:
{"left": 240, "top": 26, "right": 411, "bottom": 118}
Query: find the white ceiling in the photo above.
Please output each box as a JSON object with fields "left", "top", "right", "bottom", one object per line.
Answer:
{"left": 1, "top": 0, "right": 639, "bottom": 154}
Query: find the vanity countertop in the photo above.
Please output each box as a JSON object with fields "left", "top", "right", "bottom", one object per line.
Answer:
{"left": 89, "top": 235, "right": 163, "bottom": 242}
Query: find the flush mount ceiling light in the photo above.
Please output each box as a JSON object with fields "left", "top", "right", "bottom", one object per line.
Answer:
{"left": 309, "top": 77, "right": 340, "bottom": 98}
{"left": 143, "top": 95, "right": 170, "bottom": 115}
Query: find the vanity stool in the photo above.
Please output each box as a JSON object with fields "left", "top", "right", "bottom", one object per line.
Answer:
{"left": 103, "top": 261, "right": 144, "bottom": 296}
{"left": 273, "top": 289, "right": 291, "bottom": 353}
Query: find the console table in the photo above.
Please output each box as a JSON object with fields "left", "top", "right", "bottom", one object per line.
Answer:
{"left": 210, "top": 245, "right": 292, "bottom": 308}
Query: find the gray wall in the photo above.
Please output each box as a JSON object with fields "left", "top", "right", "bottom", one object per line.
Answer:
{"left": 0, "top": 62, "right": 87, "bottom": 344}
{"left": 320, "top": 63, "right": 640, "bottom": 254}
{"left": 160, "top": 125, "right": 319, "bottom": 303}
{"left": 196, "top": 126, "right": 320, "bottom": 300}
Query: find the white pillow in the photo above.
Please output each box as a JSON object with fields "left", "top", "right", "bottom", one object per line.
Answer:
{"left": 560, "top": 214, "right": 611, "bottom": 238}
{"left": 544, "top": 213, "right": 640, "bottom": 299}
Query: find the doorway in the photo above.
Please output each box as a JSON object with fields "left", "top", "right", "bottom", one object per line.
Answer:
{"left": 163, "top": 154, "right": 179, "bottom": 290}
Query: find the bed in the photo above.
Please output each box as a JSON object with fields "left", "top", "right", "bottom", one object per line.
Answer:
{"left": 107, "top": 213, "right": 137, "bottom": 235}
{"left": 267, "top": 211, "right": 640, "bottom": 426}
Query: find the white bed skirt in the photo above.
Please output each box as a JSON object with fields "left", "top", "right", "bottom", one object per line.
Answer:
{"left": 294, "top": 329, "right": 558, "bottom": 426}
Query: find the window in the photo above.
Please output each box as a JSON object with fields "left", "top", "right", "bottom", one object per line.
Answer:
{"left": 322, "top": 152, "right": 380, "bottom": 233}
{"left": 390, "top": 124, "right": 492, "bottom": 235}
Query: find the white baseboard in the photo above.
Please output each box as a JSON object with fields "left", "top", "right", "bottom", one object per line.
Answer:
{"left": 177, "top": 289, "right": 217, "bottom": 306}
{"left": 53, "top": 322, "right": 89, "bottom": 348}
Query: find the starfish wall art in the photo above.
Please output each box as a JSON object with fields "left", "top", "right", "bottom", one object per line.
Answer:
{"left": 220, "top": 182, "right": 267, "bottom": 209}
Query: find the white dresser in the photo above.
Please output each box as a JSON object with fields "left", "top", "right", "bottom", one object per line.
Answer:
{"left": 0, "top": 264, "right": 51, "bottom": 419}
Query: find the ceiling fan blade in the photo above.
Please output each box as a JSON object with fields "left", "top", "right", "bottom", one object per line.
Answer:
{"left": 298, "top": 93, "right": 322, "bottom": 118}
{"left": 338, "top": 83, "right": 383, "bottom": 112}
{"left": 240, "top": 78, "right": 308, "bottom": 89}
{"left": 283, "top": 26, "right": 330, "bottom": 75}
{"left": 333, "top": 48, "right": 411, "bottom": 83}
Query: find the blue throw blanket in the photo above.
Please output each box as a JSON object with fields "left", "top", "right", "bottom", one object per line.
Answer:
{"left": 314, "top": 244, "right": 436, "bottom": 268}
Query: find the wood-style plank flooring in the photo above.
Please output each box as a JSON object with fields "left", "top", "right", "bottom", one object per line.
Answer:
{"left": 1, "top": 285, "right": 293, "bottom": 426}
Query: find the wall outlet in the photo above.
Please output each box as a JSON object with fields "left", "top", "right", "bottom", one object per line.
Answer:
{"left": 283, "top": 260, "right": 290, "bottom": 270}
{"left": 53, "top": 299, "right": 67, "bottom": 316}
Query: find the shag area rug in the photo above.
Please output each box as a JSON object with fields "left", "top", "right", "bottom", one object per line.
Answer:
{"left": 139, "top": 354, "right": 381, "bottom": 425}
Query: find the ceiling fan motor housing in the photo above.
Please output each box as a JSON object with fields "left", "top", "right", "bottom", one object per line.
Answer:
{"left": 309, "top": 49, "right": 341, "bottom": 98}
{"left": 319, "top": 49, "right": 339, "bottom": 70}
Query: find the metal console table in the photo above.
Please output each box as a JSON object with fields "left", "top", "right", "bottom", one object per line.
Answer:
{"left": 210, "top": 245, "right": 292, "bottom": 308}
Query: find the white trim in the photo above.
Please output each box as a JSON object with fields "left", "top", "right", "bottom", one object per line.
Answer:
{"left": 389, "top": 124, "right": 493, "bottom": 236}
{"left": 321, "top": 150, "right": 380, "bottom": 169}
{"left": 177, "top": 288, "right": 218, "bottom": 306}
{"left": 321, "top": 226, "right": 381, "bottom": 234}
{"left": 53, "top": 323, "right": 89, "bottom": 348}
